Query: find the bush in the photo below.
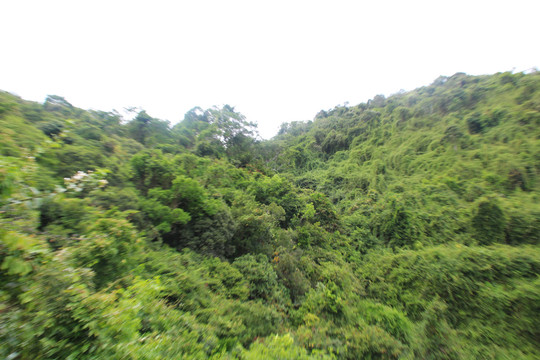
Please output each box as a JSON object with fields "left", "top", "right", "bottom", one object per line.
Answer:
{"left": 471, "top": 198, "right": 506, "bottom": 245}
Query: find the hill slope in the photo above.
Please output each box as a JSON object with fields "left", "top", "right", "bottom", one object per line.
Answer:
{"left": 268, "top": 71, "right": 539, "bottom": 248}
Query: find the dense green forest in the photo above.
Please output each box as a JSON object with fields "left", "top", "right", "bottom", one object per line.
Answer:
{"left": 1, "top": 71, "right": 539, "bottom": 359}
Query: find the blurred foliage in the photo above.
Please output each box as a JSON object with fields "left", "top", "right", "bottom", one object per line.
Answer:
{"left": 0, "top": 71, "right": 539, "bottom": 358}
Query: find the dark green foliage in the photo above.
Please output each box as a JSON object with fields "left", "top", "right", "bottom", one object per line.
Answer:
{"left": 38, "top": 119, "right": 64, "bottom": 138}
{"left": 471, "top": 198, "right": 506, "bottom": 245}
{"left": 38, "top": 196, "right": 94, "bottom": 236}
{"left": 505, "top": 206, "right": 540, "bottom": 245}
{"left": 466, "top": 113, "right": 484, "bottom": 134}
{"left": 321, "top": 130, "right": 349, "bottom": 154}
{"left": 177, "top": 207, "right": 237, "bottom": 257}
{"left": 89, "top": 186, "right": 140, "bottom": 211}
{"left": 233, "top": 254, "right": 282, "bottom": 301}
{"left": 55, "top": 149, "right": 103, "bottom": 178}
{"left": 273, "top": 247, "right": 310, "bottom": 302}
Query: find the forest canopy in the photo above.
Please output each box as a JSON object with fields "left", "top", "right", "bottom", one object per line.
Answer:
{"left": 1, "top": 70, "right": 539, "bottom": 359}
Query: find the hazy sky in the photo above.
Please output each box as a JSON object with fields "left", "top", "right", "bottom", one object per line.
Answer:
{"left": 2, "top": 0, "right": 539, "bottom": 138}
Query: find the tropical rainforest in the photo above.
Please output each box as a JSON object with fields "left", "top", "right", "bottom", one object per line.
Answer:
{"left": 1, "top": 71, "right": 539, "bottom": 359}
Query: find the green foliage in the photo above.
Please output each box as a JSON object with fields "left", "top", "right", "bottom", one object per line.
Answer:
{"left": 1, "top": 71, "right": 539, "bottom": 358}
{"left": 69, "top": 217, "right": 143, "bottom": 288}
{"left": 38, "top": 196, "right": 94, "bottom": 236}
{"left": 251, "top": 175, "right": 302, "bottom": 227}
{"left": 471, "top": 197, "right": 506, "bottom": 244}
{"left": 356, "top": 299, "right": 413, "bottom": 343}
{"left": 240, "top": 333, "right": 330, "bottom": 359}
{"left": 371, "top": 193, "right": 425, "bottom": 248}
{"left": 127, "top": 110, "right": 174, "bottom": 147}
{"left": 131, "top": 149, "right": 175, "bottom": 192}
{"left": 172, "top": 105, "right": 259, "bottom": 165}
{"left": 414, "top": 300, "right": 465, "bottom": 359}
{"left": 273, "top": 246, "right": 310, "bottom": 302}
{"left": 0, "top": 159, "right": 18, "bottom": 201}
{"left": 358, "top": 245, "right": 540, "bottom": 355}
{"left": 233, "top": 254, "right": 283, "bottom": 302}
{"left": 503, "top": 195, "right": 540, "bottom": 245}
{"left": 140, "top": 194, "right": 191, "bottom": 234}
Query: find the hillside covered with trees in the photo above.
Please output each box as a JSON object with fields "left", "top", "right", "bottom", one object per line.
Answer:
{"left": 1, "top": 71, "right": 539, "bottom": 359}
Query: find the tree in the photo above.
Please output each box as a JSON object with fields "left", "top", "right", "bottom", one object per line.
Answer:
{"left": 127, "top": 110, "right": 173, "bottom": 146}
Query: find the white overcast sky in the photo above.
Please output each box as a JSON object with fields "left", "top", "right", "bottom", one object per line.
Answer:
{"left": 1, "top": 0, "right": 539, "bottom": 138}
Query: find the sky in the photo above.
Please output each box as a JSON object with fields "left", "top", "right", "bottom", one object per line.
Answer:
{"left": 1, "top": 0, "right": 539, "bottom": 139}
